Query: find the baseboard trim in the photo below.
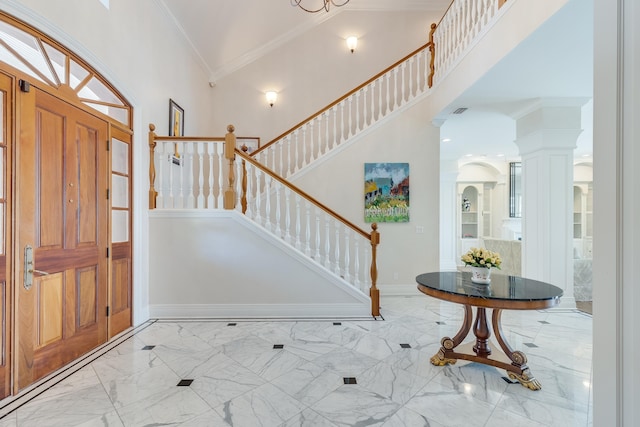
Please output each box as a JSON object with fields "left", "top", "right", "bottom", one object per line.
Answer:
{"left": 149, "top": 303, "right": 371, "bottom": 319}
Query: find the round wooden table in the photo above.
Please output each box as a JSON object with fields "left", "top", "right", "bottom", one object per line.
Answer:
{"left": 416, "top": 271, "right": 563, "bottom": 390}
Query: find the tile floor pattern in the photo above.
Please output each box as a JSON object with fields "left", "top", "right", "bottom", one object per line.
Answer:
{"left": 0, "top": 296, "right": 592, "bottom": 426}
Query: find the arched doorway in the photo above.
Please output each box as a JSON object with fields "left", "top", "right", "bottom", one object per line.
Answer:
{"left": 0, "top": 12, "right": 133, "bottom": 398}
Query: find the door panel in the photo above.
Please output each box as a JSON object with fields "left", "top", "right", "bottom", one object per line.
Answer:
{"left": 0, "top": 72, "right": 12, "bottom": 400}
{"left": 109, "top": 129, "right": 132, "bottom": 338}
{"left": 16, "top": 88, "right": 108, "bottom": 390}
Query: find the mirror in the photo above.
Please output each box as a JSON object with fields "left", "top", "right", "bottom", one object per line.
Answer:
{"left": 509, "top": 162, "right": 522, "bottom": 218}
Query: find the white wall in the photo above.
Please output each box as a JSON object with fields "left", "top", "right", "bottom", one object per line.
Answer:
{"left": 210, "top": 10, "right": 441, "bottom": 142}
{"left": 292, "top": 99, "right": 440, "bottom": 293}
{"left": 149, "top": 210, "right": 370, "bottom": 318}
{"left": 2, "top": 0, "right": 218, "bottom": 325}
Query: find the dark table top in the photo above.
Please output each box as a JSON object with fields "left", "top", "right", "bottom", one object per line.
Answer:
{"left": 416, "top": 271, "right": 563, "bottom": 309}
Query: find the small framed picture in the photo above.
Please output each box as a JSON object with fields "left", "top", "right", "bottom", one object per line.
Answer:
{"left": 169, "top": 99, "right": 184, "bottom": 136}
{"left": 237, "top": 137, "right": 261, "bottom": 154}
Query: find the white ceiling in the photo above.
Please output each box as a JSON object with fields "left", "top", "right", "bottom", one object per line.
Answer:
{"left": 158, "top": 0, "right": 593, "bottom": 163}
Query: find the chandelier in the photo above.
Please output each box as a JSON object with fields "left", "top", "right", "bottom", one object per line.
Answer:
{"left": 291, "top": 0, "right": 350, "bottom": 13}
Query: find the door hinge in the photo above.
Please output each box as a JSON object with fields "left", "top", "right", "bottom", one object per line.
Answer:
{"left": 106, "top": 306, "right": 110, "bottom": 316}
{"left": 106, "top": 247, "right": 110, "bottom": 258}
{"left": 106, "top": 188, "right": 110, "bottom": 200}
{"left": 106, "top": 140, "right": 110, "bottom": 151}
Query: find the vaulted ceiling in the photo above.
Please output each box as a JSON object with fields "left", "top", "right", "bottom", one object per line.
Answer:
{"left": 159, "top": 0, "right": 593, "bottom": 161}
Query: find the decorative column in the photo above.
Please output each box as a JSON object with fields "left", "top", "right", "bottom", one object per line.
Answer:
{"left": 514, "top": 99, "right": 586, "bottom": 308}
{"left": 440, "top": 160, "right": 459, "bottom": 271}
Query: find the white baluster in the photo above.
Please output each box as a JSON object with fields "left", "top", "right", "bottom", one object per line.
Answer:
{"left": 207, "top": 143, "right": 214, "bottom": 208}
{"left": 324, "top": 111, "right": 330, "bottom": 154}
{"left": 343, "top": 228, "right": 351, "bottom": 283}
{"left": 279, "top": 137, "right": 285, "bottom": 178}
{"left": 293, "top": 130, "right": 300, "bottom": 174}
{"left": 355, "top": 90, "right": 361, "bottom": 133}
{"left": 284, "top": 188, "right": 292, "bottom": 244}
{"left": 295, "top": 195, "right": 302, "bottom": 250}
{"left": 264, "top": 174, "right": 272, "bottom": 231}
{"left": 315, "top": 214, "right": 321, "bottom": 261}
{"left": 245, "top": 163, "right": 253, "bottom": 219}
{"left": 168, "top": 143, "right": 175, "bottom": 208}
{"left": 311, "top": 119, "right": 318, "bottom": 163}
{"left": 254, "top": 167, "right": 262, "bottom": 224}
{"left": 324, "top": 217, "right": 331, "bottom": 269}
{"left": 408, "top": 56, "right": 414, "bottom": 100}
{"left": 156, "top": 142, "right": 165, "bottom": 208}
{"left": 393, "top": 67, "right": 400, "bottom": 110}
{"left": 286, "top": 136, "right": 292, "bottom": 177}
{"left": 334, "top": 223, "right": 341, "bottom": 276}
{"left": 304, "top": 205, "right": 311, "bottom": 256}
{"left": 370, "top": 80, "right": 376, "bottom": 123}
{"left": 301, "top": 125, "right": 308, "bottom": 168}
{"left": 385, "top": 73, "right": 391, "bottom": 115}
{"left": 176, "top": 144, "right": 185, "bottom": 208}
{"left": 274, "top": 184, "right": 282, "bottom": 237}
{"left": 354, "top": 239, "right": 361, "bottom": 290}
{"left": 236, "top": 157, "right": 243, "bottom": 211}
{"left": 333, "top": 106, "right": 339, "bottom": 147}
{"left": 364, "top": 245, "right": 371, "bottom": 289}
{"left": 348, "top": 97, "right": 353, "bottom": 138}
{"left": 196, "top": 142, "right": 204, "bottom": 208}
{"left": 217, "top": 143, "right": 224, "bottom": 208}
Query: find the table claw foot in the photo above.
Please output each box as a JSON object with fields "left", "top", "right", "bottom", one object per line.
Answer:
{"left": 430, "top": 349, "right": 457, "bottom": 366}
{"left": 507, "top": 369, "right": 541, "bottom": 391}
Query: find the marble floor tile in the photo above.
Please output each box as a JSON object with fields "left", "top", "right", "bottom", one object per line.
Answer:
{"left": 270, "top": 362, "right": 343, "bottom": 406}
{"left": 214, "top": 383, "right": 306, "bottom": 427}
{"left": 0, "top": 296, "right": 593, "bottom": 427}
{"left": 404, "top": 379, "right": 496, "bottom": 427}
{"left": 311, "top": 384, "right": 402, "bottom": 426}
{"left": 281, "top": 408, "right": 338, "bottom": 427}
{"left": 356, "top": 360, "right": 432, "bottom": 404}
{"left": 380, "top": 406, "right": 445, "bottom": 427}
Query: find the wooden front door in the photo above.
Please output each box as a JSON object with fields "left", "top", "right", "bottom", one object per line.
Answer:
{"left": 15, "top": 87, "right": 108, "bottom": 390}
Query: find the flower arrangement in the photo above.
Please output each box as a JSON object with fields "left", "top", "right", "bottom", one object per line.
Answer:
{"left": 461, "top": 247, "right": 502, "bottom": 269}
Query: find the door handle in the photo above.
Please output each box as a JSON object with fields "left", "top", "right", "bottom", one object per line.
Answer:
{"left": 24, "top": 245, "right": 49, "bottom": 291}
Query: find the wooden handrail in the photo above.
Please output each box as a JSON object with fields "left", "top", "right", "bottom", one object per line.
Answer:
{"left": 253, "top": 39, "right": 434, "bottom": 156}
{"left": 237, "top": 147, "right": 373, "bottom": 241}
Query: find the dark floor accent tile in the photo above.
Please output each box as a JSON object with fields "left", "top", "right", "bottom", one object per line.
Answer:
{"left": 273, "top": 344, "right": 284, "bottom": 349}
{"left": 177, "top": 379, "right": 194, "bottom": 387}
{"left": 343, "top": 377, "right": 357, "bottom": 384}
{"left": 141, "top": 345, "right": 155, "bottom": 350}
{"left": 227, "top": 323, "right": 237, "bottom": 326}
{"left": 538, "top": 320, "right": 550, "bottom": 324}
{"left": 333, "top": 322, "right": 342, "bottom": 326}
{"left": 436, "top": 321, "right": 446, "bottom": 325}
{"left": 400, "top": 343, "right": 412, "bottom": 349}
{"left": 524, "top": 342, "right": 539, "bottom": 348}
{"left": 502, "top": 376, "right": 519, "bottom": 384}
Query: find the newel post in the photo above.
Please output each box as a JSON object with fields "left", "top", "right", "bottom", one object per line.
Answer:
{"left": 428, "top": 23, "right": 437, "bottom": 88}
{"left": 224, "top": 124, "right": 237, "bottom": 210}
{"left": 148, "top": 123, "right": 157, "bottom": 209}
{"left": 369, "top": 223, "right": 380, "bottom": 317}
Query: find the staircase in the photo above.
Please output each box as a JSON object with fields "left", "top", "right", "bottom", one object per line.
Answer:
{"left": 147, "top": 0, "right": 514, "bottom": 318}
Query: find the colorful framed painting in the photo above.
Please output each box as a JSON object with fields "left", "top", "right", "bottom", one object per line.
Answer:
{"left": 364, "top": 162, "right": 410, "bottom": 223}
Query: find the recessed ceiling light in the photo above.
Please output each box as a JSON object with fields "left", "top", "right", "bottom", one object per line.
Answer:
{"left": 465, "top": 154, "right": 473, "bottom": 157}
{"left": 582, "top": 154, "right": 591, "bottom": 157}
{"left": 441, "top": 138, "right": 451, "bottom": 143}
{"left": 497, "top": 153, "right": 505, "bottom": 157}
